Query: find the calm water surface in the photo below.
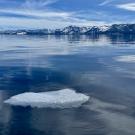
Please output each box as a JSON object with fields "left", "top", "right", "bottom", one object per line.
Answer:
{"left": 0, "top": 34, "right": 135, "bottom": 135}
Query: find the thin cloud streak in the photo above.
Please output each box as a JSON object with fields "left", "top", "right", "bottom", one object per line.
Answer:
{"left": 0, "top": 9, "right": 72, "bottom": 18}
{"left": 22, "top": 0, "right": 58, "bottom": 9}
{"left": 99, "top": 0, "right": 114, "bottom": 6}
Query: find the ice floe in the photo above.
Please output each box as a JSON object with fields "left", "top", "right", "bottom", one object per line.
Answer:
{"left": 4, "top": 89, "right": 89, "bottom": 108}
{"left": 115, "top": 55, "right": 135, "bottom": 63}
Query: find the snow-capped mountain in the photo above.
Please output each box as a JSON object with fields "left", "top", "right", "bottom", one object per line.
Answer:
{"left": 0, "top": 24, "right": 135, "bottom": 35}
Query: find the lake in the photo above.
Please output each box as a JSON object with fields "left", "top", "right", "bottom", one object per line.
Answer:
{"left": 0, "top": 34, "right": 135, "bottom": 135}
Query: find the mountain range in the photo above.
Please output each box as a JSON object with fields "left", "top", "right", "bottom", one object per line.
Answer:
{"left": 0, "top": 24, "right": 135, "bottom": 35}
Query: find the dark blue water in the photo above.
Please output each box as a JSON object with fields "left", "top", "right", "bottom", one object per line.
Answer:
{"left": 0, "top": 34, "right": 135, "bottom": 135}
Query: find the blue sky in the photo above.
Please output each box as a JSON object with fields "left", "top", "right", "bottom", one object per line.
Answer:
{"left": 0, "top": 0, "right": 134, "bottom": 29}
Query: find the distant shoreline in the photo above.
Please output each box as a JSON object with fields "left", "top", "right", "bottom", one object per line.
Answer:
{"left": 0, "top": 24, "right": 135, "bottom": 35}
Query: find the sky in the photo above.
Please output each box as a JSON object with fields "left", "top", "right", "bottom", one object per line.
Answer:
{"left": 0, "top": 0, "right": 134, "bottom": 29}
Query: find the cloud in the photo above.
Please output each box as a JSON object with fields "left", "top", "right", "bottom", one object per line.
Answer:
{"left": 0, "top": 10, "right": 38, "bottom": 19}
{"left": 0, "top": 0, "right": 95, "bottom": 28}
{"left": 22, "top": 0, "right": 58, "bottom": 9}
{"left": 117, "top": 3, "right": 135, "bottom": 11}
{"left": 0, "top": 0, "right": 71, "bottom": 20}
{"left": 0, "top": 7, "right": 107, "bottom": 29}
{"left": 0, "top": 9, "right": 71, "bottom": 19}
{"left": 0, "top": 0, "right": 134, "bottom": 29}
{"left": 99, "top": 0, "right": 114, "bottom": 6}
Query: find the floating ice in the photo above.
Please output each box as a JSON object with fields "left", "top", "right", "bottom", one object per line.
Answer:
{"left": 115, "top": 55, "right": 135, "bottom": 63}
{"left": 4, "top": 89, "right": 89, "bottom": 108}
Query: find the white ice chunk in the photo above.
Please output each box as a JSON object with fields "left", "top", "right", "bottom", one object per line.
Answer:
{"left": 4, "top": 89, "right": 89, "bottom": 108}
{"left": 115, "top": 55, "right": 135, "bottom": 63}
